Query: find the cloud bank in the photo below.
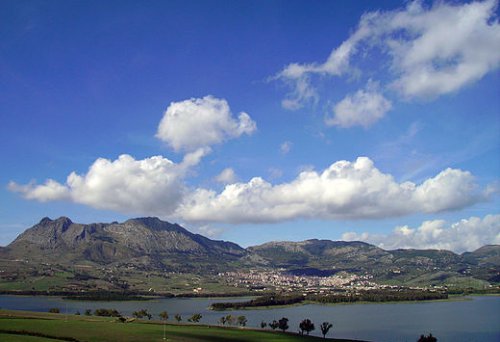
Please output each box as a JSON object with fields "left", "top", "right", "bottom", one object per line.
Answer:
{"left": 9, "top": 157, "right": 491, "bottom": 224}
{"left": 176, "top": 157, "right": 489, "bottom": 223}
{"left": 343, "top": 214, "right": 500, "bottom": 253}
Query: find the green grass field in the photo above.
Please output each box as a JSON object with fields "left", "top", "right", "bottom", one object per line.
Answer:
{"left": 0, "top": 334, "right": 62, "bottom": 342}
{"left": 0, "top": 310, "right": 363, "bottom": 342}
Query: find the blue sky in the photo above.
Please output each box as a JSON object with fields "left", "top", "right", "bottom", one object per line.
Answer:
{"left": 1, "top": 0, "right": 499, "bottom": 252}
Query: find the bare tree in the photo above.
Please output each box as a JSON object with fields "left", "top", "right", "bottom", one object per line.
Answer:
{"left": 320, "top": 322, "right": 333, "bottom": 339}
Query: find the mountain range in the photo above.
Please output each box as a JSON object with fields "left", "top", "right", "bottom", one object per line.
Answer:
{"left": 0, "top": 216, "right": 498, "bottom": 292}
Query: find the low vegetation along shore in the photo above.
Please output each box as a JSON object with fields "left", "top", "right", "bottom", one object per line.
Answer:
{"left": 0, "top": 309, "right": 364, "bottom": 342}
{"left": 210, "top": 289, "right": 449, "bottom": 310}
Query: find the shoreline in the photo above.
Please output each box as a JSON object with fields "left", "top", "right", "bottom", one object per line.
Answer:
{"left": 0, "top": 289, "right": 255, "bottom": 301}
{"left": 208, "top": 293, "right": 500, "bottom": 311}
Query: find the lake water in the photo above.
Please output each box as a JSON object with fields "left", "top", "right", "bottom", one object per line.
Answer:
{"left": 0, "top": 295, "right": 498, "bottom": 342}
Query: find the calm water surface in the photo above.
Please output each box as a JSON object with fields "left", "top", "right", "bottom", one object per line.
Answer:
{"left": 0, "top": 295, "right": 498, "bottom": 342}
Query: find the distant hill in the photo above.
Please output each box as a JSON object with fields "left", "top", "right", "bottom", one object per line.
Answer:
{"left": 247, "top": 239, "right": 393, "bottom": 274}
{"left": 248, "top": 239, "right": 500, "bottom": 286}
{"left": 1, "top": 216, "right": 498, "bottom": 290}
{"left": 462, "top": 245, "right": 500, "bottom": 267}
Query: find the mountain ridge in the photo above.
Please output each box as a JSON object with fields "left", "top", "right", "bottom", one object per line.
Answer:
{"left": 1, "top": 216, "right": 498, "bottom": 291}
{"left": 5, "top": 216, "right": 498, "bottom": 255}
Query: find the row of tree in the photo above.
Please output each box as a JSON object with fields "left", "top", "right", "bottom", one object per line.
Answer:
{"left": 48, "top": 308, "right": 436, "bottom": 340}
{"left": 48, "top": 307, "right": 202, "bottom": 323}
{"left": 49, "top": 308, "right": 120, "bottom": 317}
{"left": 260, "top": 317, "right": 333, "bottom": 338}
{"left": 49, "top": 307, "right": 332, "bottom": 337}
{"left": 134, "top": 309, "right": 202, "bottom": 323}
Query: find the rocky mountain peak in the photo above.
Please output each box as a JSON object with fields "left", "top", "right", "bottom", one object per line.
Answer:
{"left": 6, "top": 217, "right": 246, "bottom": 270}
{"left": 123, "top": 217, "right": 187, "bottom": 234}
{"left": 39, "top": 217, "right": 53, "bottom": 225}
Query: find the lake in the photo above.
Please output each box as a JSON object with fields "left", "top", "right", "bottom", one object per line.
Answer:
{"left": 0, "top": 295, "right": 498, "bottom": 341}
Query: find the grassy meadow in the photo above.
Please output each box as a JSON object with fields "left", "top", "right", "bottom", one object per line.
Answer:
{"left": 0, "top": 310, "right": 362, "bottom": 342}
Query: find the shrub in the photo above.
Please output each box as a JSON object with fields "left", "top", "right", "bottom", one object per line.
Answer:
{"left": 94, "top": 308, "right": 121, "bottom": 317}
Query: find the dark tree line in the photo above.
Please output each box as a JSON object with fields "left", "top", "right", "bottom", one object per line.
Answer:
{"left": 310, "top": 289, "right": 447, "bottom": 304}
{"left": 211, "top": 294, "right": 304, "bottom": 310}
{"left": 212, "top": 289, "right": 446, "bottom": 310}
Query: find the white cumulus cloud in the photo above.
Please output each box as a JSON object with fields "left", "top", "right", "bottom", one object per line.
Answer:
{"left": 342, "top": 214, "right": 500, "bottom": 253}
{"left": 387, "top": 0, "right": 500, "bottom": 98}
{"left": 176, "top": 157, "right": 490, "bottom": 224}
{"left": 8, "top": 153, "right": 201, "bottom": 216}
{"left": 276, "top": 0, "right": 500, "bottom": 107}
{"left": 326, "top": 82, "right": 392, "bottom": 128}
{"left": 156, "top": 95, "right": 256, "bottom": 152}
